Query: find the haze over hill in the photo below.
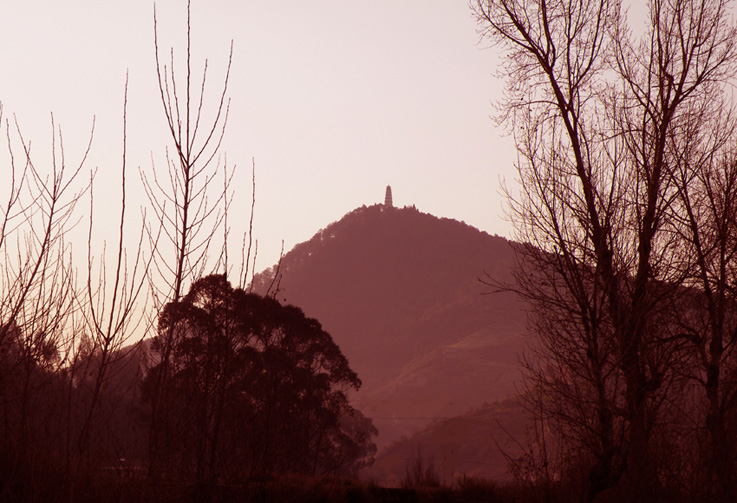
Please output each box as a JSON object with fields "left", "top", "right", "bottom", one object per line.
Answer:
{"left": 252, "top": 201, "right": 530, "bottom": 455}
{"left": 370, "top": 399, "right": 530, "bottom": 484}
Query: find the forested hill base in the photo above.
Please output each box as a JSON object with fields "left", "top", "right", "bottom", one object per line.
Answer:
{"left": 251, "top": 204, "right": 529, "bottom": 480}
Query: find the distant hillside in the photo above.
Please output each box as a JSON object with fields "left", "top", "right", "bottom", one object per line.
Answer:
{"left": 252, "top": 204, "right": 530, "bottom": 458}
{"left": 368, "top": 399, "right": 531, "bottom": 485}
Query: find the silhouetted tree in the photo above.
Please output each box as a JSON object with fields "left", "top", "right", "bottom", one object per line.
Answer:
{"left": 141, "top": 274, "right": 376, "bottom": 484}
{"left": 141, "top": 0, "right": 236, "bottom": 480}
{"left": 74, "top": 74, "right": 151, "bottom": 480}
{"left": 671, "top": 107, "right": 737, "bottom": 500}
{"left": 0, "top": 2, "right": 264, "bottom": 498}
{"left": 474, "top": 0, "right": 737, "bottom": 499}
{"left": 0, "top": 105, "right": 90, "bottom": 493}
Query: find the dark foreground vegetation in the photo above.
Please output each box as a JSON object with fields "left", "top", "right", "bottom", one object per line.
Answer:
{"left": 0, "top": 275, "right": 378, "bottom": 500}
{"left": 0, "top": 467, "right": 629, "bottom": 503}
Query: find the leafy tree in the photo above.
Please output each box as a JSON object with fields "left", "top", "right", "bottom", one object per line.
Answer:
{"left": 141, "top": 274, "right": 376, "bottom": 483}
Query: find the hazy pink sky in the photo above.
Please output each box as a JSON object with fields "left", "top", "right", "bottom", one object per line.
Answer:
{"left": 0, "top": 1, "right": 518, "bottom": 270}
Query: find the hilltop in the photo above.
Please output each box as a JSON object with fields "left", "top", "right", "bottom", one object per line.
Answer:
{"left": 252, "top": 203, "right": 529, "bottom": 458}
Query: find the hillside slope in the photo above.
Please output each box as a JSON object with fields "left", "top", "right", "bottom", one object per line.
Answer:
{"left": 252, "top": 204, "right": 529, "bottom": 451}
{"left": 368, "top": 399, "right": 531, "bottom": 485}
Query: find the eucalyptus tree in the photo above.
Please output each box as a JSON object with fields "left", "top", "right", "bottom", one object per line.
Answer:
{"left": 142, "top": 274, "right": 377, "bottom": 483}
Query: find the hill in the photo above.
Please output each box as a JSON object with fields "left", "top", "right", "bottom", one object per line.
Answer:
{"left": 251, "top": 204, "right": 530, "bottom": 463}
{"left": 368, "top": 399, "right": 531, "bottom": 485}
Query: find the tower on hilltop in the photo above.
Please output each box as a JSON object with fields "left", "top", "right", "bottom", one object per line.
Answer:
{"left": 384, "top": 185, "right": 393, "bottom": 207}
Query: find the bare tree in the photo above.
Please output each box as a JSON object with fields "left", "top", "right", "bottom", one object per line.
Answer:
{"left": 1, "top": 3, "right": 264, "bottom": 496}
{"left": 0, "top": 107, "right": 91, "bottom": 487}
{"left": 140, "top": 0, "right": 235, "bottom": 480}
{"left": 671, "top": 101, "right": 737, "bottom": 500}
{"left": 73, "top": 74, "right": 152, "bottom": 479}
{"left": 474, "top": 0, "right": 737, "bottom": 499}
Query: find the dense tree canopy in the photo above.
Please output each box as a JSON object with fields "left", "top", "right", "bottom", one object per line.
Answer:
{"left": 141, "top": 274, "right": 376, "bottom": 482}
